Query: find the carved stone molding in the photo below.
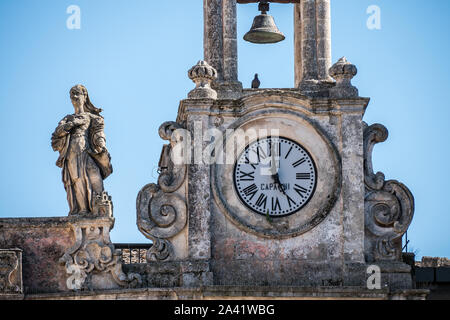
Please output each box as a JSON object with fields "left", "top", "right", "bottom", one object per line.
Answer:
{"left": 364, "top": 123, "right": 414, "bottom": 262}
{"left": 146, "top": 238, "right": 173, "bottom": 262}
{"left": 59, "top": 217, "right": 141, "bottom": 291}
{"left": 0, "top": 249, "right": 23, "bottom": 296}
{"left": 137, "top": 122, "right": 188, "bottom": 262}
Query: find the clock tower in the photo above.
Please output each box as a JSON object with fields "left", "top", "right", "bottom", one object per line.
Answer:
{"left": 135, "top": 0, "right": 423, "bottom": 298}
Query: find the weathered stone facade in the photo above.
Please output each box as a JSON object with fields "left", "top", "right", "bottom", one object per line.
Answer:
{"left": 0, "top": 218, "right": 74, "bottom": 295}
{"left": 0, "top": 248, "right": 23, "bottom": 299}
{"left": 131, "top": 0, "right": 425, "bottom": 299}
{"left": 1, "top": 0, "right": 429, "bottom": 300}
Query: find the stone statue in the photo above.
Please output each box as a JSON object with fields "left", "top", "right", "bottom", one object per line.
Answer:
{"left": 52, "top": 85, "right": 113, "bottom": 215}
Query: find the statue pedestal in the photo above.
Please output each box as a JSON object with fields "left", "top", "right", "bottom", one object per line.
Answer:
{"left": 59, "top": 216, "right": 141, "bottom": 291}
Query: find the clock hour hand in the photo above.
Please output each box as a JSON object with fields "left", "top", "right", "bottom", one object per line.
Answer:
{"left": 274, "top": 172, "right": 287, "bottom": 196}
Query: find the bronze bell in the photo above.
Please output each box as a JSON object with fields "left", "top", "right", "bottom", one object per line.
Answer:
{"left": 244, "top": 1, "right": 285, "bottom": 44}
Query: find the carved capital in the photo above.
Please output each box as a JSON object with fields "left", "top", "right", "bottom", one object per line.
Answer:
{"left": 364, "top": 123, "right": 414, "bottom": 262}
{"left": 60, "top": 218, "right": 141, "bottom": 291}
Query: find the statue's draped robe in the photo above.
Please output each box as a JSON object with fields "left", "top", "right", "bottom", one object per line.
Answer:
{"left": 52, "top": 113, "right": 112, "bottom": 214}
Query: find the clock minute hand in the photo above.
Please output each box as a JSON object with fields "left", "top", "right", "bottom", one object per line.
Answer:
{"left": 269, "top": 143, "right": 278, "bottom": 179}
{"left": 270, "top": 141, "right": 287, "bottom": 196}
{"left": 272, "top": 160, "right": 287, "bottom": 196}
{"left": 270, "top": 142, "right": 278, "bottom": 176}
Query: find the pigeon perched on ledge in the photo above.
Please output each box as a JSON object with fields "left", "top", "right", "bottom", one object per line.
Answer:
{"left": 251, "top": 74, "right": 260, "bottom": 89}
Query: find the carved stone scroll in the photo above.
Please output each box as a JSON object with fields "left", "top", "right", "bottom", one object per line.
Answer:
{"left": 364, "top": 123, "right": 388, "bottom": 191}
{"left": 59, "top": 217, "right": 141, "bottom": 291}
{"left": 157, "top": 122, "right": 187, "bottom": 193}
{"left": 137, "top": 122, "right": 188, "bottom": 262}
{"left": 364, "top": 123, "right": 415, "bottom": 262}
{"left": 0, "top": 249, "right": 23, "bottom": 296}
{"left": 137, "top": 184, "right": 187, "bottom": 241}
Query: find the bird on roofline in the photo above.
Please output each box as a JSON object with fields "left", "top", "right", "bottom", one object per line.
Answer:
{"left": 252, "top": 73, "right": 260, "bottom": 89}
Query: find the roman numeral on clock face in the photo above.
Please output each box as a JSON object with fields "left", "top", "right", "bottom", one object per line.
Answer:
{"left": 296, "top": 173, "right": 311, "bottom": 180}
{"left": 294, "top": 184, "right": 308, "bottom": 198}
{"left": 244, "top": 156, "right": 257, "bottom": 169}
{"left": 243, "top": 184, "right": 258, "bottom": 200}
{"left": 255, "top": 193, "right": 267, "bottom": 209}
{"left": 239, "top": 171, "right": 255, "bottom": 181}
{"left": 234, "top": 137, "right": 317, "bottom": 217}
{"left": 286, "top": 194, "right": 297, "bottom": 207}
{"left": 257, "top": 146, "right": 267, "bottom": 161}
{"left": 272, "top": 197, "right": 281, "bottom": 211}
{"left": 292, "top": 158, "right": 306, "bottom": 168}
{"left": 285, "top": 146, "right": 293, "bottom": 159}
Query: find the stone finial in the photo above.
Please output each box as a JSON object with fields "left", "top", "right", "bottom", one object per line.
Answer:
{"left": 329, "top": 57, "right": 359, "bottom": 98}
{"left": 188, "top": 60, "right": 218, "bottom": 99}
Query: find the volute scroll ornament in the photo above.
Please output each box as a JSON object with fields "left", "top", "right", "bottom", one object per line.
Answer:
{"left": 59, "top": 218, "right": 141, "bottom": 291}
{"left": 363, "top": 122, "right": 415, "bottom": 262}
{"left": 364, "top": 123, "right": 388, "bottom": 191}
{"left": 0, "top": 249, "right": 22, "bottom": 295}
{"left": 137, "top": 184, "right": 187, "bottom": 240}
{"left": 136, "top": 121, "right": 188, "bottom": 262}
{"left": 157, "top": 121, "right": 187, "bottom": 193}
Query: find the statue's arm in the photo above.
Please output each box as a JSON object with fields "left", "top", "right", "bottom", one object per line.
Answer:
{"left": 90, "top": 116, "right": 107, "bottom": 153}
{"left": 51, "top": 117, "right": 73, "bottom": 152}
{"left": 53, "top": 118, "right": 72, "bottom": 138}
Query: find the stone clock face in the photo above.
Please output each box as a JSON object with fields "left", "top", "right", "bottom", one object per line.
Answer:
{"left": 234, "top": 137, "right": 317, "bottom": 217}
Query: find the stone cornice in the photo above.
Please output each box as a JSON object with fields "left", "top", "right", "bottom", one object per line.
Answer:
{"left": 0, "top": 216, "right": 115, "bottom": 229}
{"left": 177, "top": 89, "right": 370, "bottom": 121}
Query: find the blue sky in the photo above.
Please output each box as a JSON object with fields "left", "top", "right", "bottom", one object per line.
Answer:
{"left": 0, "top": 0, "right": 449, "bottom": 259}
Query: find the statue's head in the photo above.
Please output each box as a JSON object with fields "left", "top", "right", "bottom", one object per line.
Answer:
{"left": 70, "top": 84, "right": 102, "bottom": 115}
